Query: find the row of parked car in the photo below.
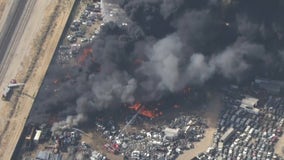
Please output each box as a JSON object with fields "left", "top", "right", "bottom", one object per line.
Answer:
{"left": 67, "top": 2, "right": 102, "bottom": 44}
{"left": 197, "top": 86, "right": 284, "bottom": 160}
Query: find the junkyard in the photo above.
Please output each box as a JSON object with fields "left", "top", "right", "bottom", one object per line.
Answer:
{"left": 7, "top": 0, "right": 284, "bottom": 160}
{"left": 17, "top": 77, "right": 284, "bottom": 160}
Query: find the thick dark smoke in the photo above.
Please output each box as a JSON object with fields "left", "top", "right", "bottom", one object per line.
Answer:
{"left": 37, "top": 0, "right": 284, "bottom": 130}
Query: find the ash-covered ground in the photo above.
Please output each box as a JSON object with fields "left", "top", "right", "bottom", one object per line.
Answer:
{"left": 28, "top": 0, "right": 284, "bottom": 132}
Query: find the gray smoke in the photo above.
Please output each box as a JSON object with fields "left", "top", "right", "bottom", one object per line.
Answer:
{"left": 90, "top": 71, "right": 137, "bottom": 108}
{"left": 160, "top": 0, "right": 185, "bottom": 18}
{"left": 138, "top": 34, "right": 183, "bottom": 92}
{"left": 37, "top": 0, "right": 284, "bottom": 130}
{"left": 280, "top": 50, "right": 284, "bottom": 61}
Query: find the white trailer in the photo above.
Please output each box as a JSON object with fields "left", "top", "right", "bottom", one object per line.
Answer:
{"left": 33, "top": 130, "right": 42, "bottom": 144}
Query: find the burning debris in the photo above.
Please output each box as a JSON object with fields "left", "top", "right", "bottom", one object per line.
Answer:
{"left": 32, "top": 0, "right": 284, "bottom": 135}
{"left": 129, "top": 103, "right": 162, "bottom": 119}
{"left": 77, "top": 47, "right": 94, "bottom": 65}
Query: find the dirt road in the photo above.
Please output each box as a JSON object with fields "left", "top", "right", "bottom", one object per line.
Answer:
{"left": 275, "top": 134, "right": 284, "bottom": 157}
{"left": 177, "top": 92, "right": 223, "bottom": 160}
{"left": 0, "top": 0, "right": 75, "bottom": 159}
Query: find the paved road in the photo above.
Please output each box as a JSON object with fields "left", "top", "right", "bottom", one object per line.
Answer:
{"left": 0, "top": 0, "right": 35, "bottom": 83}
{"left": 0, "top": 0, "right": 35, "bottom": 153}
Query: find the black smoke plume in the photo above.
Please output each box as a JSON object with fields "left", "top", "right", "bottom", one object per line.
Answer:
{"left": 35, "top": 0, "right": 284, "bottom": 130}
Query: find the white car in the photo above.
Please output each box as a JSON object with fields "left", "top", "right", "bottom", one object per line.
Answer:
{"left": 81, "top": 38, "right": 88, "bottom": 43}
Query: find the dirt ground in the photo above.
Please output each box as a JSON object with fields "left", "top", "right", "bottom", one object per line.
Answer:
{"left": 275, "top": 133, "right": 284, "bottom": 157}
{"left": 0, "top": 0, "right": 6, "bottom": 19}
{"left": 0, "top": 0, "right": 75, "bottom": 159}
{"left": 81, "top": 131, "right": 124, "bottom": 160}
{"left": 177, "top": 92, "right": 223, "bottom": 160}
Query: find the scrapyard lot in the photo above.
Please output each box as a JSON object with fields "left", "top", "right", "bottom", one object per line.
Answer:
{"left": 19, "top": 103, "right": 214, "bottom": 160}
{"left": 14, "top": 0, "right": 284, "bottom": 160}
{"left": 56, "top": 0, "right": 102, "bottom": 66}
{"left": 18, "top": 82, "right": 284, "bottom": 160}
{"left": 195, "top": 84, "right": 284, "bottom": 160}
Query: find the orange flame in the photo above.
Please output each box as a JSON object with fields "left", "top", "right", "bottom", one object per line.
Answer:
{"left": 129, "top": 103, "right": 162, "bottom": 119}
{"left": 78, "top": 48, "right": 93, "bottom": 65}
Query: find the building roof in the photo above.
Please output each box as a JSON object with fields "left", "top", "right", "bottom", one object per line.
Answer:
{"left": 163, "top": 127, "right": 180, "bottom": 138}
{"left": 241, "top": 97, "right": 259, "bottom": 107}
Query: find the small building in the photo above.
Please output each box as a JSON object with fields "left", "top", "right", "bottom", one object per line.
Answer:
{"left": 220, "top": 128, "right": 235, "bottom": 143}
{"left": 241, "top": 97, "right": 259, "bottom": 107}
{"left": 163, "top": 127, "right": 180, "bottom": 140}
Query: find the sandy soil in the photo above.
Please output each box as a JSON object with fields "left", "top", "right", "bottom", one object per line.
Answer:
{"left": 0, "top": 0, "right": 6, "bottom": 19}
{"left": 275, "top": 132, "right": 284, "bottom": 157}
{"left": 177, "top": 92, "right": 223, "bottom": 160}
{"left": 0, "top": 0, "right": 75, "bottom": 159}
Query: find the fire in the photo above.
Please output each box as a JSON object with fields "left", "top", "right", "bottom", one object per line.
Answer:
{"left": 77, "top": 48, "right": 93, "bottom": 65}
{"left": 129, "top": 103, "right": 162, "bottom": 119}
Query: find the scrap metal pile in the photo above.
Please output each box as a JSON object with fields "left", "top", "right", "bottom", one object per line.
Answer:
{"left": 95, "top": 113, "right": 208, "bottom": 160}
{"left": 31, "top": 127, "right": 105, "bottom": 160}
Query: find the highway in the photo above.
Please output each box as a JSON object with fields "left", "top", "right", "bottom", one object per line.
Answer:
{"left": 0, "top": 0, "right": 36, "bottom": 83}
{"left": 0, "top": 0, "right": 36, "bottom": 157}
